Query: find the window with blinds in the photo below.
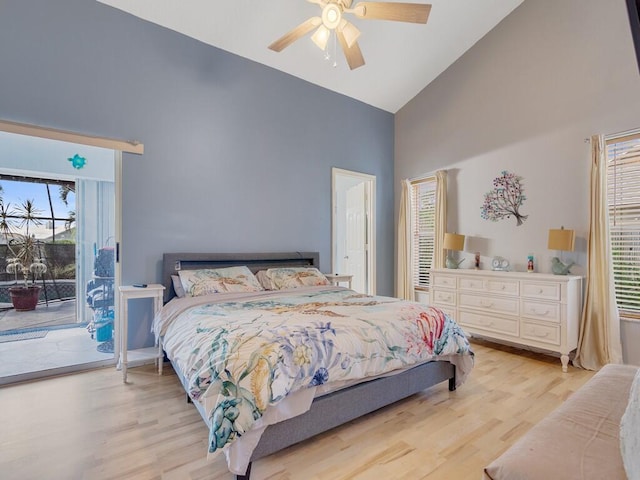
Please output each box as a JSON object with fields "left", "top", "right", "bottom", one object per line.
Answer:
{"left": 607, "top": 131, "right": 640, "bottom": 317}
{"left": 411, "top": 178, "right": 436, "bottom": 289}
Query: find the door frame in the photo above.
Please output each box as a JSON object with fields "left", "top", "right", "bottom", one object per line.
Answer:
{"left": 0, "top": 119, "right": 134, "bottom": 383}
{"left": 331, "top": 168, "right": 376, "bottom": 295}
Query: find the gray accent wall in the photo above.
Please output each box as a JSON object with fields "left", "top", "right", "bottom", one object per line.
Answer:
{"left": 0, "top": 2, "right": 394, "bottom": 292}
{"left": 395, "top": 0, "right": 640, "bottom": 365}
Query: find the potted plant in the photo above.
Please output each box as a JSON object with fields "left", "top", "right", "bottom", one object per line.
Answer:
{"left": 0, "top": 199, "right": 47, "bottom": 311}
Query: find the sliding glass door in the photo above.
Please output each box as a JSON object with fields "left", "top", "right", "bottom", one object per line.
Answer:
{"left": 0, "top": 130, "right": 118, "bottom": 383}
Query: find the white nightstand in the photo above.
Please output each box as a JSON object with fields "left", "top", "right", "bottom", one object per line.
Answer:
{"left": 117, "top": 284, "right": 165, "bottom": 383}
{"left": 325, "top": 273, "right": 353, "bottom": 289}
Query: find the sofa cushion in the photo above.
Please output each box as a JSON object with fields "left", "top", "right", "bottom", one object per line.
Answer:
{"left": 484, "top": 363, "right": 639, "bottom": 480}
{"left": 620, "top": 368, "right": 640, "bottom": 480}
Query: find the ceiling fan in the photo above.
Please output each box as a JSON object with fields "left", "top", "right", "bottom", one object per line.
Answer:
{"left": 268, "top": 0, "right": 431, "bottom": 70}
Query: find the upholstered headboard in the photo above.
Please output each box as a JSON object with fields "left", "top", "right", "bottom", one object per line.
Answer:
{"left": 161, "top": 251, "right": 320, "bottom": 303}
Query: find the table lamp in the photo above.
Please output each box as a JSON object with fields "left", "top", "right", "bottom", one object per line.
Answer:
{"left": 443, "top": 233, "right": 465, "bottom": 269}
{"left": 547, "top": 227, "right": 575, "bottom": 275}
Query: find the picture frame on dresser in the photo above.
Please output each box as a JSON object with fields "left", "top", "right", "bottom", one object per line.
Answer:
{"left": 429, "top": 268, "right": 582, "bottom": 372}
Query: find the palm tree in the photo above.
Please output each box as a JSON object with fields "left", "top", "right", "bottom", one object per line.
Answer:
{"left": 0, "top": 199, "right": 46, "bottom": 286}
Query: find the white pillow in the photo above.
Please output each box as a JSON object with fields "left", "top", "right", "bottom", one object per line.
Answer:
{"left": 178, "top": 266, "right": 263, "bottom": 297}
{"left": 171, "top": 275, "right": 186, "bottom": 298}
{"left": 621, "top": 368, "right": 640, "bottom": 480}
{"left": 256, "top": 270, "right": 275, "bottom": 290}
{"left": 178, "top": 269, "right": 223, "bottom": 297}
{"left": 264, "top": 267, "right": 330, "bottom": 290}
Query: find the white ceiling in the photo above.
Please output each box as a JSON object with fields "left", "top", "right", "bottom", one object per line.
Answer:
{"left": 97, "top": 0, "right": 523, "bottom": 113}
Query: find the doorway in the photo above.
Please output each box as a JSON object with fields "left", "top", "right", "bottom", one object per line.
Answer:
{"left": 0, "top": 129, "right": 119, "bottom": 384}
{"left": 332, "top": 168, "right": 376, "bottom": 294}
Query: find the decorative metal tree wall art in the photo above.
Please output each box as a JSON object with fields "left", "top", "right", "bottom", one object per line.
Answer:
{"left": 480, "top": 170, "right": 528, "bottom": 226}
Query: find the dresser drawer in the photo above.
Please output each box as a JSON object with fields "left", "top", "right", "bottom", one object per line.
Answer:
{"left": 521, "top": 281, "right": 561, "bottom": 301}
{"left": 459, "top": 277, "right": 485, "bottom": 291}
{"left": 459, "top": 292, "right": 519, "bottom": 316}
{"left": 432, "top": 274, "right": 457, "bottom": 288}
{"left": 458, "top": 310, "right": 519, "bottom": 336}
{"left": 432, "top": 288, "right": 456, "bottom": 306}
{"left": 521, "top": 321, "right": 560, "bottom": 346}
{"left": 521, "top": 300, "right": 561, "bottom": 323}
{"left": 487, "top": 279, "right": 519, "bottom": 296}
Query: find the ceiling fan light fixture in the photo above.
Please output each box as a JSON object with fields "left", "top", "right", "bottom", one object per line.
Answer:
{"left": 322, "top": 3, "right": 342, "bottom": 30}
{"left": 269, "top": 1, "right": 432, "bottom": 70}
{"left": 311, "top": 25, "right": 331, "bottom": 50}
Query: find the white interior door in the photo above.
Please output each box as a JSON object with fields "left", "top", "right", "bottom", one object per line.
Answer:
{"left": 345, "top": 182, "right": 366, "bottom": 293}
{"left": 332, "top": 168, "right": 376, "bottom": 294}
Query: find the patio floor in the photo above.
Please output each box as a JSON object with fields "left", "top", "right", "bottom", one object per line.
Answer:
{"left": 0, "top": 299, "right": 78, "bottom": 333}
{"left": 0, "top": 299, "right": 115, "bottom": 383}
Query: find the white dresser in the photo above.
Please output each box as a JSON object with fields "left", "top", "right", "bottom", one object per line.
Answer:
{"left": 428, "top": 268, "right": 582, "bottom": 372}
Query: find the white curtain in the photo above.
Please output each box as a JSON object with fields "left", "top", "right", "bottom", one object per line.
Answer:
{"left": 396, "top": 179, "right": 414, "bottom": 300}
{"left": 434, "top": 170, "right": 448, "bottom": 269}
{"left": 573, "top": 135, "right": 623, "bottom": 370}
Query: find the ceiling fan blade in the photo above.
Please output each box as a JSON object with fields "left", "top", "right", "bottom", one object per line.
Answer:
{"left": 268, "top": 17, "right": 322, "bottom": 52}
{"left": 350, "top": 2, "right": 431, "bottom": 23}
{"left": 307, "top": 0, "right": 328, "bottom": 6}
{"left": 336, "top": 29, "right": 365, "bottom": 70}
{"left": 338, "top": 19, "right": 361, "bottom": 48}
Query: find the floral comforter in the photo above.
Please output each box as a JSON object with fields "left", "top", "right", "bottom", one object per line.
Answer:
{"left": 154, "top": 286, "right": 474, "bottom": 467}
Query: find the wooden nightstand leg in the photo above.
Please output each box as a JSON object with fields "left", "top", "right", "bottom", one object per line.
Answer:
{"left": 155, "top": 294, "right": 163, "bottom": 375}
{"left": 121, "top": 296, "right": 128, "bottom": 383}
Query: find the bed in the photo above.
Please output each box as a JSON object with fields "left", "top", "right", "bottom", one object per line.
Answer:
{"left": 154, "top": 252, "right": 474, "bottom": 479}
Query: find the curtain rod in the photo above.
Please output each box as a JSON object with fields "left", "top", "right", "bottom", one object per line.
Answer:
{"left": 409, "top": 169, "right": 445, "bottom": 183}
{"left": 585, "top": 128, "right": 640, "bottom": 144}
{"left": 0, "top": 119, "right": 144, "bottom": 154}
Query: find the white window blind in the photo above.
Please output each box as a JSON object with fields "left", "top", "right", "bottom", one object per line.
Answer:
{"left": 411, "top": 178, "right": 436, "bottom": 289}
{"left": 607, "top": 131, "right": 640, "bottom": 317}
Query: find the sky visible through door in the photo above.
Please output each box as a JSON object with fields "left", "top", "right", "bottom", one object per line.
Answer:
{"left": 0, "top": 178, "right": 75, "bottom": 239}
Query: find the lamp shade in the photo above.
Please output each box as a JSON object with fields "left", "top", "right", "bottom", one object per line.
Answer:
{"left": 548, "top": 228, "right": 575, "bottom": 252}
{"left": 443, "top": 232, "right": 465, "bottom": 251}
{"left": 311, "top": 25, "right": 330, "bottom": 50}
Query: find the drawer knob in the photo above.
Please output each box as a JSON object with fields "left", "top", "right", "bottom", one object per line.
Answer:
{"left": 528, "top": 328, "right": 549, "bottom": 338}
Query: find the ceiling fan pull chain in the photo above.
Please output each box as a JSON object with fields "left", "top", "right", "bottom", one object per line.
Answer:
{"left": 332, "top": 30, "right": 338, "bottom": 67}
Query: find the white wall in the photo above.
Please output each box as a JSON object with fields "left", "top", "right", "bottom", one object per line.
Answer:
{"left": 395, "top": 0, "right": 640, "bottom": 363}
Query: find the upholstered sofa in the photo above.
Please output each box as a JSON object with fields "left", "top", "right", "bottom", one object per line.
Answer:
{"left": 483, "top": 363, "right": 640, "bottom": 480}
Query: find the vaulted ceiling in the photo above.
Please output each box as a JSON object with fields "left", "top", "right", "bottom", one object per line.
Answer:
{"left": 97, "top": 0, "right": 524, "bottom": 113}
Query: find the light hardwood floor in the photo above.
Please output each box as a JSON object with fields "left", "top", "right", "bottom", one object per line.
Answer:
{"left": 0, "top": 340, "right": 595, "bottom": 480}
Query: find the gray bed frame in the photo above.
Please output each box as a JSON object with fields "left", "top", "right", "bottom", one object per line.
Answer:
{"left": 161, "top": 252, "right": 456, "bottom": 480}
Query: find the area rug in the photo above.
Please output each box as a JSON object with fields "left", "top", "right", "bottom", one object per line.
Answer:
{"left": 0, "top": 329, "right": 48, "bottom": 343}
